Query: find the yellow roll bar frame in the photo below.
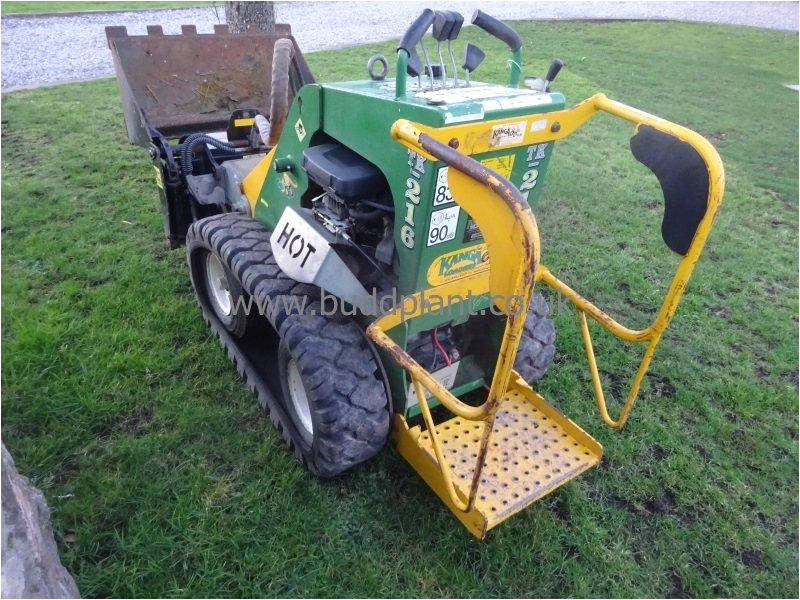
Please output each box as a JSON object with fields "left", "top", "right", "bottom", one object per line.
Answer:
{"left": 367, "top": 94, "right": 724, "bottom": 513}
{"left": 368, "top": 120, "right": 540, "bottom": 511}
{"left": 534, "top": 94, "right": 725, "bottom": 428}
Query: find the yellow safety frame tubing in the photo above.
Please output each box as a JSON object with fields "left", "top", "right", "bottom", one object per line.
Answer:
{"left": 392, "top": 415, "right": 488, "bottom": 537}
{"left": 369, "top": 93, "right": 724, "bottom": 514}
{"left": 533, "top": 96, "right": 723, "bottom": 429}
{"left": 412, "top": 379, "right": 469, "bottom": 512}
{"left": 367, "top": 119, "right": 542, "bottom": 513}
{"left": 407, "top": 94, "right": 723, "bottom": 430}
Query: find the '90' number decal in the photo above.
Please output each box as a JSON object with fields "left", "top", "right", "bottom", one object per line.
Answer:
{"left": 427, "top": 206, "right": 460, "bottom": 246}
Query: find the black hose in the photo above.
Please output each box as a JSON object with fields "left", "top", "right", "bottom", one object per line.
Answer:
{"left": 348, "top": 207, "right": 383, "bottom": 221}
{"left": 358, "top": 199, "right": 395, "bottom": 212}
{"left": 180, "top": 134, "right": 240, "bottom": 176}
{"left": 339, "top": 233, "right": 396, "bottom": 286}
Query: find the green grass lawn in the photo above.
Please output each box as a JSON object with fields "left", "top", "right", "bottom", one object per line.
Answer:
{"left": 1, "top": 1, "right": 213, "bottom": 14}
{"left": 2, "top": 20, "right": 798, "bottom": 598}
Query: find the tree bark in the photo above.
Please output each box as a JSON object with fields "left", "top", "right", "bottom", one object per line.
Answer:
{"left": 225, "top": 1, "right": 276, "bottom": 33}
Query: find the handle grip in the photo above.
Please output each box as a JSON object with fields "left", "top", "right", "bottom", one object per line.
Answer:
{"left": 398, "top": 8, "right": 435, "bottom": 54}
{"left": 406, "top": 47, "right": 423, "bottom": 77}
{"left": 447, "top": 10, "right": 464, "bottom": 40}
{"left": 432, "top": 10, "right": 455, "bottom": 42}
{"left": 546, "top": 59, "right": 564, "bottom": 83}
{"left": 471, "top": 10, "right": 522, "bottom": 52}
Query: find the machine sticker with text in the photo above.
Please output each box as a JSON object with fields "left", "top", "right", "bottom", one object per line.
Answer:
{"left": 427, "top": 206, "right": 460, "bottom": 246}
{"left": 519, "top": 143, "right": 549, "bottom": 201}
{"left": 489, "top": 120, "right": 526, "bottom": 147}
{"left": 427, "top": 243, "right": 490, "bottom": 286}
{"left": 462, "top": 217, "right": 482, "bottom": 243}
{"left": 433, "top": 167, "right": 454, "bottom": 206}
{"left": 481, "top": 154, "right": 515, "bottom": 179}
{"left": 402, "top": 150, "right": 427, "bottom": 249}
{"left": 432, "top": 155, "right": 514, "bottom": 212}
{"left": 270, "top": 208, "right": 327, "bottom": 278}
{"left": 406, "top": 361, "right": 460, "bottom": 407}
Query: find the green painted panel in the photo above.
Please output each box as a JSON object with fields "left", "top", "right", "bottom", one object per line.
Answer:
{"left": 253, "top": 85, "right": 323, "bottom": 229}
{"left": 249, "top": 76, "right": 566, "bottom": 415}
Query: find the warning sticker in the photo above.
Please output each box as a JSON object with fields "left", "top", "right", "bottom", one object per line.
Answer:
{"left": 294, "top": 118, "right": 307, "bottom": 141}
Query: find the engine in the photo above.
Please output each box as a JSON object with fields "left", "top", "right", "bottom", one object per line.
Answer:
{"left": 302, "top": 142, "right": 396, "bottom": 283}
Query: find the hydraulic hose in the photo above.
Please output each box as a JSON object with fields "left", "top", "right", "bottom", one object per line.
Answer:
{"left": 347, "top": 207, "right": 384, "bottom": 221}
{"left": 180, "top": 133, "right": 240, "bottom": 176}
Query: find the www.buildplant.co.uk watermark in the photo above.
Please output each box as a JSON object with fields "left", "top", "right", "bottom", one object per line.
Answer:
{"left": 230, "top": 287, "right": 573, "bottom": 320}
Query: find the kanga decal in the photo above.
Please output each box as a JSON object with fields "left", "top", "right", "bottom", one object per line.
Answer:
{"left": 427, "top": 243, "right": 490, "bottom": 286}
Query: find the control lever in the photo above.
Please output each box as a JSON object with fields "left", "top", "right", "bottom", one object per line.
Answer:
{"left": 470, "top": 10, "right": 522, "bottom": 52}
{"left": 398, "top": 8, "right": 434, "bottom": 55}
{"left": 406, "top": 47, "right": 423, "bottom": 90}
{"left": 470, "top": 10, "right": 523, "bottom": 87}
{"left": 446, "top": 11, "right": 464, "bottom": 87}
{"left": 462, "top": 43, "right": 485, "bottom": 86}
{"left": 396, "top": 8, "right": 435, "bottom": 96}
{"left": 544, "top": 59, "right": 564, "bottom": 90}
{"left": 432, "top": 11, "right": 455, "bottom": 42}
{"left": 432, "top": 11, "right": 455, "bottom": 85}
{"left": 418, "top": 39, "right": 435, "bottom": 89}
{"left": 524, "top": 58, "right": 564, "bottom": 92}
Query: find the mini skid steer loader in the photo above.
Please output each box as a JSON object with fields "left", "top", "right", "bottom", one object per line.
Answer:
{"left": 106, "top": 9, "right": 724, "bottom": 538}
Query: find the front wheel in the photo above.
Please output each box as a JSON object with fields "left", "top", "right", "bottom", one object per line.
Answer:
{"left": 277, "top": 301, "right": 390, "bottom": 477}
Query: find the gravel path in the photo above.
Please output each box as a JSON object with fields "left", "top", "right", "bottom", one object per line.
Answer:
{"left": 2, "top": 1, "right": 797, "bottom": 92}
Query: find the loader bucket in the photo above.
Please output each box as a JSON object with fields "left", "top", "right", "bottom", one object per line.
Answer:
{"left": 105, "top": 24, "right": 314, "bottom": 146}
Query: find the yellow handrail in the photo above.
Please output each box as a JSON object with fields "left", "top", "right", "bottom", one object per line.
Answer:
{"left": 534, "top": 96, "right": 725, "bottom": 428}
{"left": 369, "top": 94, "right": 725, "bottom": 511}
{"left": 367, "top": 119, "right": 541, "bottom": 511}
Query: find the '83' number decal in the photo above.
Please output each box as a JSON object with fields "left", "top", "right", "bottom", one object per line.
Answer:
{"left": 433, "top": 167, "right": 454, "bottom": 206}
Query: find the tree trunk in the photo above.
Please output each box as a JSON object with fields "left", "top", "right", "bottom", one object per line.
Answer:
{"left": 225, "top": 1, "right": 275, "bottom": 33}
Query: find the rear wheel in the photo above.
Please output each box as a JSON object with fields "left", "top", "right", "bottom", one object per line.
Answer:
{"left": 277, "top": 302, "right": 391, "bottom": 477}
{"left": 191, "top": 245, "right": 251, "bottom": 337}
{"left": 187, "top": 217, "right": 265, "bottom": 338}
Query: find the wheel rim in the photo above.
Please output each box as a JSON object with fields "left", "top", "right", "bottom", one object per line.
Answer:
{"left": 204, "top": 252, "right": 233, "bottom": 316}
{"left": 287, "top": 359, "right": 313, "bottom": 436}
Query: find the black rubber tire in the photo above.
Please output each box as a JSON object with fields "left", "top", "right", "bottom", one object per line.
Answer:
{"left": 186, "top": 214, "right": 389, "bottom": 477}
{"left": 277, "top": 301, "right": 391, "bottom": 478}
{"left": 187, "top": 232, "right": 258, "bottom": 338}
{"left": 188, "top": 214, "right": 316, "bottom": 333}
{"left": 514, "top": 292, "right": 556, "bottom": 382}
